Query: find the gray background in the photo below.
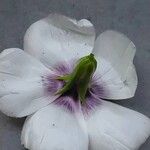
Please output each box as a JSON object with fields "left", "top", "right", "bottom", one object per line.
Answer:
{"left": 0, "top": 0, "right": 150, "bottom": 149}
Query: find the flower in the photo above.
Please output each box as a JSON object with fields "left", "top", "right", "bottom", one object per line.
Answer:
{"left": 0, "top": 14, "right": 150, "bottom": 150}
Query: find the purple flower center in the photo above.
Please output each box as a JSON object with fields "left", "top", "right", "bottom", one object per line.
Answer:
{"left": 42, "top": 61, "right": 107, "bottom": 114}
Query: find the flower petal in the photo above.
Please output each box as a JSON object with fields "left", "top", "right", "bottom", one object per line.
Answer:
{"left": 86, "top": 100, "right": 150, "bottom": 150}
{"left": 21, "top": 103, "right": 88, "bottom": 150}
{"left": 93, "top": 30, "right": 137, "bottom": 99}
{"left": 24, "top": 14, "right": 95, "bottom": 67}
{"left": 0, "top": 48, "right": 58, "bottom": 117}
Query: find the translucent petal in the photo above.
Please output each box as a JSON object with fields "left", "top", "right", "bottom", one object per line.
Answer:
{"left": 21, "top": 103, "right": 88, "bottom": 150}
{"left": 86, "top": 100, "right": 150, "bottom": 150}
{"left": 24, "top": 14, "right": 95, "bottom": 67}
{"left": 0, "top": 48, "right": 58, "bottom": 117}
{"left": 93, "top": 30, "right": 137, "bottom": 99}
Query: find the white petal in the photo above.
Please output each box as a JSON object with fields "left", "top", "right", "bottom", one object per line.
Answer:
{"left": 24, "top": 14, "right": 95, "bottom": 67}
{"left": 21, "top": 104, "right": 88, "bottom": 150}
{"left": 86, "top": 100, "right": 150, "bottom": 150}
{"left": 93, "top": 30, "right": 137, "bottom": 99}
{"left": 0, "top": 48, "right": 58, "bottom": 117}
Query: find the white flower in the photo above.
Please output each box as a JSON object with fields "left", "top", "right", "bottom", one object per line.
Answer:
{"left": 0, "top": 14, "right": 150, "bottom": 150}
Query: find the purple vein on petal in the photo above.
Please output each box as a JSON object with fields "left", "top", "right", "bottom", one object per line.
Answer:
{"left": 41, "top": 74, "right": 64, "bottom": 96}
{"left": 52, "top": 60, "right": 75, "bottom": 75}
{"left": 53, "top": 96, "right": 78, "bottom": 113}
{"left": 91, "top": 74, "right": 110, "bottom": 98}
{"left": 82, "top": 92, "right": 102, "bottom": 115}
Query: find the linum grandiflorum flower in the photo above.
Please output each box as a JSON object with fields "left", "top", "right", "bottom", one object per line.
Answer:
{"left": 0, "top": 14, "right": 150, "bottom": 150}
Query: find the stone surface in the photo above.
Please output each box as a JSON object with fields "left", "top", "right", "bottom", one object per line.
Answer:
{"left": 0, "top": 0, "right": 150, "bottom": 149}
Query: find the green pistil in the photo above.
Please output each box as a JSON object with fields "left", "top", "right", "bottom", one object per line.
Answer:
{"left": 56, "top": 53, "right": 97, "bottom": 104}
